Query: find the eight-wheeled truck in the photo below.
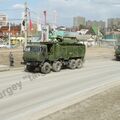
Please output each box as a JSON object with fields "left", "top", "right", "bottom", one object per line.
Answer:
{"left": 23, "top": 37, "right": 86, "bottom": 74}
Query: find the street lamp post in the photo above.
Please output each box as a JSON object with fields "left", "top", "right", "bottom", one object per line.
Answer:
{"left": 8, "top": 21, "right": 11, "bottom": 48}
{"left": 24, "top": 2, "right": 28, "bottom": 47}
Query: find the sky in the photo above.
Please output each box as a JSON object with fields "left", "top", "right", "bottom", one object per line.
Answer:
{"left": 0, "top": 0, "right": 120, "bottom": 26}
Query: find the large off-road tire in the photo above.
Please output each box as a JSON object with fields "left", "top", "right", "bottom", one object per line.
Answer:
{"left": 26, "top": 65, "right": 35, "bottom": 72}
{"left": 76, "top": 59, "right": 83, "bottom": 68}
{"left": 52, "top": 61, "right": 62, "bottom": 72}
{"left": 41, "top": 62, "right": 51, "bottom": 74}
{"left": 68, "top": 59, "right": 76, "bottom": 69}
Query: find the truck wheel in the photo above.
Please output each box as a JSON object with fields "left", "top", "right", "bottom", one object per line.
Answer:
{"left": 76, "top": 59, "right": 83, "bottom": 68}
{"left": 41, "top": 62, "right": 51, "bottom": 74}
{"left": 52, "top": 61, "right": 62, "bottom": 72}
{"left": 68, "top": 59, "right": 76, "bottom": 69}
{"left": 26, "top": 65, "right": 35, "bottom": 72}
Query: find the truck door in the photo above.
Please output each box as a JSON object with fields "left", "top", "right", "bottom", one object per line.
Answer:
{"left": 40, "top": 45, "right": 47, "bottom": 61}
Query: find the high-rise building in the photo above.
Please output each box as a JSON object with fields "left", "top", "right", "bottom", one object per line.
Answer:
{"left": 0, "top": 13, "right": 7, "bottom": 27}
{"left": 107, "top": 18, "right": 120, "bottom": 28}
{"left": 73, "top": 16, "right": 85, "bottom": 27}
{"left": 86, "top": 20, "right": 106, "bottom": 29}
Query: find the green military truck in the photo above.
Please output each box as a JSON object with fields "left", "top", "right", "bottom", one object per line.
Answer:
{"left": 23, "top": 37, "right": 86, "bottom": 74}
{"left": 115, "top": 42, "right": 120, "bottom": 60}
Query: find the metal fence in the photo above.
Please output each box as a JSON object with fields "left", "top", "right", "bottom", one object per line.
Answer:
{"left": 99, "top": 39, "right": 116, "bottom": 48}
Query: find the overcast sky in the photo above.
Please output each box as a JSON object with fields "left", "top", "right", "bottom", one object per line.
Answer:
{"left": 0, "top": 0, "right": 120, "bottom": 26}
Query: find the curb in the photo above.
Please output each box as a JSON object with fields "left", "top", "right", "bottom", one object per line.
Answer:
{"left": 0, "top": 65, "right": 10, "bottom": 72}
{"left": 10, "top": 67, "right": 24, "bottom": 71}
{"left": 0, "top": 66, "right": 24, "bottom": 72}
{"left": 0, "top": 69, "right": 10, "bottom": 72}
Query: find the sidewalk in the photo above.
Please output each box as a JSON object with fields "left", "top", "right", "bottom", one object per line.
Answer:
{"left": 0, "top": 65, "right": 10, "bottom": 72}
{"left": 0, "top": 65, "right": 24, "bottom": 72}
{"left": 10, "top": 66, "right": 24, "bottom": 71}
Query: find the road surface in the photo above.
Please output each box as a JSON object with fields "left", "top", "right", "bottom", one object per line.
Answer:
{"left": 0, "top": 59, "right": 120, "bottom": 120}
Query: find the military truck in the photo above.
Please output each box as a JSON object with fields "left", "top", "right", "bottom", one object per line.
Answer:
{"left": 23, "top": 37, "right": 86, "bottom": 74}
{"left": 115, "top": 43, "right": 120, "bottom": 60}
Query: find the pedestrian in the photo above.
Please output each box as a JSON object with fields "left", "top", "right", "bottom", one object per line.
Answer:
{"left": 9, "top": 52, "right": 14, "bottom": 67}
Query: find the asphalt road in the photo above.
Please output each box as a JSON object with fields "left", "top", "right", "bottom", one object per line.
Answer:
{"left": 0, "top": 58, "right": 120, "bottom": 120}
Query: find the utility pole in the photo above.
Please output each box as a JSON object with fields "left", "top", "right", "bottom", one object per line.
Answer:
{"left": 43, "top": 11, "right": 47, "bottom": 42}
{"left": 53, "top": 10, "right": 57, "bottom": 25}
{"left": 43, "top": 11, "right": 47, "bottom": 25}
{"left": 8, "top": 21, "right": 11, "bottom": 48}
{"left": 24, "top": 2, "right": 28, "bottom": 47}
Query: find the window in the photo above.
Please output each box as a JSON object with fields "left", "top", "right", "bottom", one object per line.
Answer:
{"left": 25, "top": 46, "right": 40, "bottom": 52}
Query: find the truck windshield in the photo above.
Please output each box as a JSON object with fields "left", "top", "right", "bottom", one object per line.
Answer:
{"left": 25, "top": 46, "right": 47, "bottom": 53}
{"left": 25, "top": 46, "right": 40, "bottom": 52}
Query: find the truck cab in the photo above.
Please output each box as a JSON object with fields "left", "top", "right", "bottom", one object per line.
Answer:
{"left": 115, "top": 44, "right": 120, "bottom": 60}
{"left": 23, "top": 44, "right": 47, "bottom": 62}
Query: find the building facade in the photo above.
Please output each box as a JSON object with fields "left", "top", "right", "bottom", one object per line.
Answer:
{"left": 107, "top": 18, "right": 120, "bottom": 29}
{"left": 0, "top": 25, "right": 21, "bottom": 39}
{"left": 73, "top": 16, "right": 86, "bottom": 27}
{"left": 86, "top": 20, "right": 106, "bottom": 29}
{"left": 0, "top": 13, "right": 7, "bottom": 27}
